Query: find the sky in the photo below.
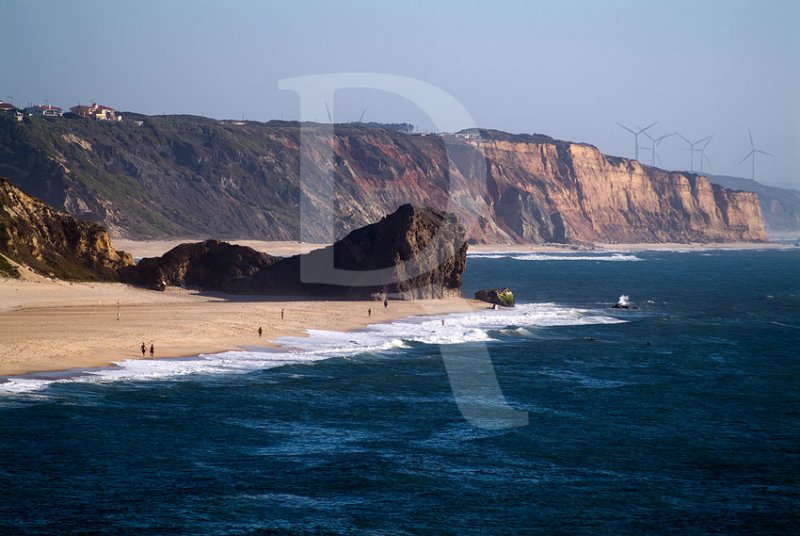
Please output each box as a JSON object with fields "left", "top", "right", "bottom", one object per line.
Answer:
{"left": 2, "top": 0, "right": 798, "bottom": 188}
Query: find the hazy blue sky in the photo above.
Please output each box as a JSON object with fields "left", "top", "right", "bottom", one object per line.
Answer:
{"left": 2, "top": 0, "right": 798, "bottom": 187}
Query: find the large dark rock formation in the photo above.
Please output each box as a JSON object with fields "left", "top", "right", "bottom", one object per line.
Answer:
{"left": 475, "top": 288, "right": 515, "bottom": 307}
{"left": 223, "top": 204, "right": 468, "bottom": 299}
{"left": 0, "top": 113, "right": 766, "bottom": 244}
{"left": 121, "top": 239, "right": 279, "bottom": 291}
{"left": 0, "top": 177, "right": 132, "bottom": 280}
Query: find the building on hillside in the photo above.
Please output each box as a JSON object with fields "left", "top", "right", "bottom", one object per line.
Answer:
{"left": 0, "top": 102, "right": 23, "bottom": 122}
{"left": 70, "top": 102, "right": 122, "bottom": 121}
{"left": 24, "top": 104, "right": 63, "bottom": 117}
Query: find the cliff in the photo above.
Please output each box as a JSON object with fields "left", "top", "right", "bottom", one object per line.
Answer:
{"left": 0, "top": 114, "right": 767, "bottom": 243}
{"left": 0, "top": 177, "right": 133, "bottom": 280}
{"left": 705, "top": 174, "right": 800, "bottom": 238}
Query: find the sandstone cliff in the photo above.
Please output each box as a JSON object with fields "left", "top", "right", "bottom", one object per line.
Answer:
{"left": 0, "top": 178, "right": 132, "bottom": 280}
{"left": 0, "top": 114, "right": 766, "bottom": 243}
{"left": 706, "top": 174, "right": 800, "bottom": 237}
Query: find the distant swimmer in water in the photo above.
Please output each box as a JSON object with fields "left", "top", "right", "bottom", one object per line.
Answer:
{"left": 441, "top": 318, "right": 445, "bottom": 326}
{"left": 646, "top": 341, "right": 652, "bottom": 346}
{"left": 258, "top": 326, "right": 263, "bottom": 337}
{"left": 140, "top": 342, "right": 146, "bottom": 356}
{"left": 587, "top": 337, "right": 597, "bottom": 342}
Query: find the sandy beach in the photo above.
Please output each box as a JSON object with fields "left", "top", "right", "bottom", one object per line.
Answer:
{"left": 0, "top": 260, "right": 481, "bottom": 377}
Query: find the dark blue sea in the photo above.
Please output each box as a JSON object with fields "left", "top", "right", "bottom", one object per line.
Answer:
{"left": 1, "top": 249, "right": 798, "bottom": 535}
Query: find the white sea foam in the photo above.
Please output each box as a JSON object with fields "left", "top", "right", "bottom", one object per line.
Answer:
{"left": 0, "top": 303, "right": 625, "bottom": 394}
{"left": 468, "top": 253, "right": 642, "bottom": 262}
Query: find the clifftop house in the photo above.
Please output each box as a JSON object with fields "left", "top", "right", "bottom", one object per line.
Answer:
{"left": 0, "top": 101, "right": 23, "bottom": 122}
{"left": 24, "top": 104, "right": 63, "bottom": 117}
{"left": 70, "top": 103, "right": 121, "bottom": 121}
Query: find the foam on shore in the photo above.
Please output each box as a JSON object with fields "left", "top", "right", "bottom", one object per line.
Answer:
{"left": 0, "top": 303, "right": 624, "bottom": 394}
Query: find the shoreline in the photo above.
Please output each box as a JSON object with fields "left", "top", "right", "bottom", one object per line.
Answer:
{"left": 0, "top": 275, "right": 482, "bottom": 378}
{"left": 111, "top": 238, "right": 796, "bottom": 259}
{"left": 468, "top": 241, "right": 794, "bottom": 254}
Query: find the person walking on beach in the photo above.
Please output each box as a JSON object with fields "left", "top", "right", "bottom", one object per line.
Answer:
{"left": 140, "top": 342, "right": 146, "bottom": 357}
{"left": 281, "top": 308, "right": 285, "bottom": 320}
{"left": 258, "top": 326, "right": 263, "bottom": 337}
{"left": 368, "top": 308, "right": 372, "bottom": 317}
{"left": 384, "top": 298, "right": 388, "bottom": 309}
{"left": 149, "top": 344, "right": 154, "bottom": 357}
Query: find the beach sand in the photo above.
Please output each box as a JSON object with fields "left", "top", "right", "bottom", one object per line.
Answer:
{"left": 0, "top": 264, "right": 481, "bottom": 377}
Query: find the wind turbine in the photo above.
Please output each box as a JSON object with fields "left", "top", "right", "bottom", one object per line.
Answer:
{"left": 642, "top": 131, "right": 675, "bottom": 166}
{"left": 677, "top": 133, "right": 711, "bottom": 171}
{"left": 616, "top": 121, "right": 658, "bottom": 161}
{"left": 695, "top": 134, "right": 714, "bottom": 173}
{"left": 738, "top": 129, "right": 773, "bottom": 181}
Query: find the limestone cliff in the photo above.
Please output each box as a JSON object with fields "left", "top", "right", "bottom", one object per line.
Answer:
{"left": 0, "top": 114, "right": 766, "bottom": 243}
{"left": 0, "top": 178, "right": 132, "bottom": 280}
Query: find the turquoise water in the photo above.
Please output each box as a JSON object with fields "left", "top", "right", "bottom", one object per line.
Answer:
{"left": 1, "top": 249, "right": 798, "bottom": 534}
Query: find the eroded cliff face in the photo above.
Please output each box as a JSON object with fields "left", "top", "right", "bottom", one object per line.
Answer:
{"left": 470, "top": 139, "right": 766, "bottom": 243}
{"left": 0, "top": 115, "right": 766, "bottom": 243}
{"left": 0, "top": 178, "right": 133, "bottom": 280}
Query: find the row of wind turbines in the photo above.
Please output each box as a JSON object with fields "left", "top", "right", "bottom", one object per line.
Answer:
{"left": 616, "top": 122, "right": 773, "bottom": 181}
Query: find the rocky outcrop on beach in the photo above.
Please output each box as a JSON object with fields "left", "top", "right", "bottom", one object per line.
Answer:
{"left": 120, "top": 239, "right": 279, "bottom": 291}
{"left": 0, "top": 114, "right": 767, "bottom": 244}
{"left": 0, "top": 177, "right": 133, "bottom": 280}
{"left": 475, "top": 288, "right": 515, "bottom": 307}
{"left": 222, "top": 204, "right": 468, "bottom": 299}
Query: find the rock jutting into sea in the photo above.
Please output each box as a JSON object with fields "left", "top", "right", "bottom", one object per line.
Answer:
{"left": 474, "top": 288, "right": 515, "bottom": 307}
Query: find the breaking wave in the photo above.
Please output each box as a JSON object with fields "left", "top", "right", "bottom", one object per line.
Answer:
{"left": 0, "top": 303, "right": 624, "bottom": 394}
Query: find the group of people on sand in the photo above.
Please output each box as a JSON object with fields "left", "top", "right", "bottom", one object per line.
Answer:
{"left": 140, "top": 342, "right": 154, "bottom": 357}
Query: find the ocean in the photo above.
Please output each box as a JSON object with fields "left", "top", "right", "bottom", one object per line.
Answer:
{"left": 1, "top": 249, "right": 798, "bottom": 535}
